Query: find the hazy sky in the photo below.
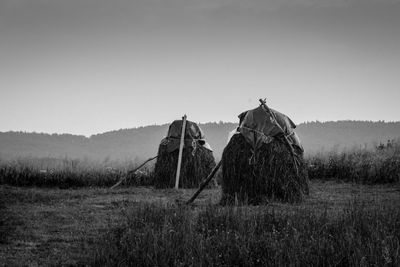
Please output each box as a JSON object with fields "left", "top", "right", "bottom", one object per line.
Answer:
{"left": 1, "top": 0, "right": 399, "bottom": 136}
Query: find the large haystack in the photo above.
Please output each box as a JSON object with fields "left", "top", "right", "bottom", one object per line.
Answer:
{"left": 154, "top": 120, "right": 216, "bottom": 188}
{"left": 221, "top": 104, "right": 309, "bottom": 205}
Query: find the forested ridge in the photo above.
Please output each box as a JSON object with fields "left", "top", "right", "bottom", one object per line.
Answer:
{"left": 1, "top": 121, "right": 399, "bottom": 161}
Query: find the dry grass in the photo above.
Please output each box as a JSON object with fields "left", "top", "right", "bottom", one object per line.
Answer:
{"left": 0, "top": 158, "right": 154, "bottom": 188}
{"left": 307, "top": 141, "right": 400, "bottom": 183}
{"left": 154, "top": 144, "right": 216, "bottom": 188}
{"left": 1, "top": 181, "right": 400, "bottom": 266}
{"left": 221, "top": 134, "right": 309, "bottom": 204}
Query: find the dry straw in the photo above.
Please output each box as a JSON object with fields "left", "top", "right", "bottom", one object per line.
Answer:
{"left": 221, "top": 133, "right": 309, "bottom": 205}
{"left": 154, "top": 144, "right": 216, "bottom": 189}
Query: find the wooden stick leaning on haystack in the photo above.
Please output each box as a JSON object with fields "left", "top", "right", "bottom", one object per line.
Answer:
{"left": 110, "top": 155, "right": 158, "bottom": 189}
{"left": 259, "top": 98, "right": 299, "bottom": 175}
{"left": 185, "top": 161, "right": 222, "bottom": 204}
{"left": 175, "top": 115, "right": 187, "bottom": 189}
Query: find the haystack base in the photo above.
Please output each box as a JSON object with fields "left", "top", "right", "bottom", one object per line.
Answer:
{"left": 154, "top": 145, "right": 216, "bottom": 189}
{"left": 221, "top": 134, "right": 309, "bottom": 205}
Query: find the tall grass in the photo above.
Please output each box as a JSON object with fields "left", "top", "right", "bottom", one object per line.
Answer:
{"left": 307, "top": 140, "right": 400, "bottom": 183}
{"left": 0, "top": 157, "right": 154, "bottom": 188}
{"left": 1, "top": 140, "right": 399, "bottom": 188}
{"left": 93, "top": 203, "right": 400, "bottom": 266}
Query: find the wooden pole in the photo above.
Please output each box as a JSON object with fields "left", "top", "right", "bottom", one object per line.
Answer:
{"left": 186, "top": 161, "right": 222, "bottom": 204}
{"left": 110, "top": 155, "right": 158, "bottom": 189}
{"left": 175, "top": 115, "right": 187, "bottom": 189}
{"left": 259, "top": 98, "right": 299, "bottom": 175}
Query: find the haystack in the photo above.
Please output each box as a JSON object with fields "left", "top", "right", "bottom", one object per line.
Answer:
{"left": 154, "top": 120, "right": 216, "bottom": 188}
{"left": 221, "top": 103, "right": 309, "bottom": 205}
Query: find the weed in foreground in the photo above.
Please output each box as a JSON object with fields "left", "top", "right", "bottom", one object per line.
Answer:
{"left": 93, "top": 203, "right": 400, "bottom": 267}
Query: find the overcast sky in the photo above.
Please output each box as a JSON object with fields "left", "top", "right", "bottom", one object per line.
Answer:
{"left": 1, "top": 0, "right": 399, "bottom": 136}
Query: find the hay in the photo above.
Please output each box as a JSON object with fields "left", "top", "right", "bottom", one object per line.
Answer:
{"left": 221, "top": 133, "right": 309, "bottom": 205}
{"left": 154, "top": 144, "right": 216, "bottom": 189}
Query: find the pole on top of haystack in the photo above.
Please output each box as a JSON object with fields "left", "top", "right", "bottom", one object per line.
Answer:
{"left": 175, "top": 114, "right": 187, "bottom": 189}
{"left": 259, "top": 98, "right": 299, "bottom": 175}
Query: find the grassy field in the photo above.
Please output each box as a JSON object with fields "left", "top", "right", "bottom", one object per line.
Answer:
{"left": 306, "top": 141, "right": 400, "bottom": 183}
{"left": 1, "top": 181, "right": 400, "bottom": 266}
{"left": 1, "top": 141, "right": 399, "bottom": 189}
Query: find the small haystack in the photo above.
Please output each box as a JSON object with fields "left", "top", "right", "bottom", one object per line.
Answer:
{"left": 221, "top": 102, "right": 309, "bottom": 204}
{"left": 154, "top": 120, "right": 216, "bottom": 188}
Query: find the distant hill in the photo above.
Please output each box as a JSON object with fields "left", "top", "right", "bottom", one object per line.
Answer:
{"left": 1, "top": 121, "right": 399, "bottom": 162}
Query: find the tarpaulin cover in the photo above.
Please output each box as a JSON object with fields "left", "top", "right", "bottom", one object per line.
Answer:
{"left": 237, "top": 106, "right": 303, "bottom": 153}
{"left": 160, "top": 120, "right": 212, "bottom": 153}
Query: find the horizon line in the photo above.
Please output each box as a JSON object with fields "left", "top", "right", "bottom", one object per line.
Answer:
{"left": 1, "top": 119, "right": 399, "bottom": 138}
